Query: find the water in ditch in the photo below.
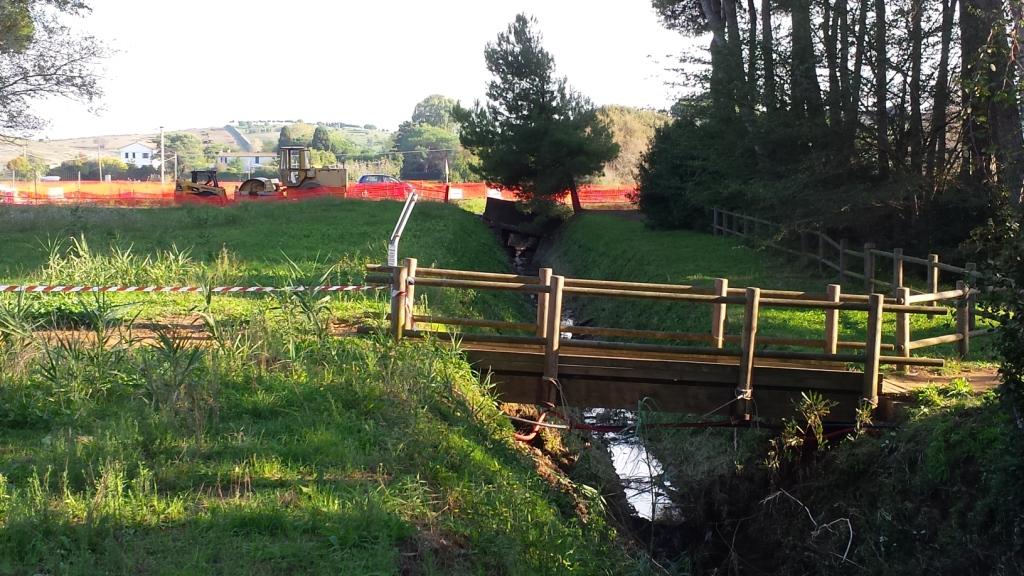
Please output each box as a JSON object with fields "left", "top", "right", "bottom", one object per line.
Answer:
{"left": 503, "top": 230, "right": 679, "bottom": 522}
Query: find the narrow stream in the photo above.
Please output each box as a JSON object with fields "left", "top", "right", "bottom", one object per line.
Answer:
{"left": 504, "top": 230, "right": 678, "bottom": 522}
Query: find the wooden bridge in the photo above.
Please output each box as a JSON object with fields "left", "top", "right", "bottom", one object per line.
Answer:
{"left": 369, "top": 260, "right": 989, "bottom": 422}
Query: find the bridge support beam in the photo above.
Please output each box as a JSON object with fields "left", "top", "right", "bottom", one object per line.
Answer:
{"left": 895, "top": 287, "right": 911, "bottom": 374}
{"left": 824, "top": 284, "right": 841, "bottom": 354}
{"left": 543, "top": 275, "right": 565, "bottom": 405}
{"left": 712, "top": 278, "right": 728, "bottom": 348}
{"left": 863, "top": 293, "right": 884, "bottom": 406}
{"left": 536, "top": 268, "right": 552, "bottom": 338}
{"left": 735, "top": 287, "right": 760, "bottom": 420}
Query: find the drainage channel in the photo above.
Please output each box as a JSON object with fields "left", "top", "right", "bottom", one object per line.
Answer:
{"left": 501, "top": 229, "right": 680, "bottom": 523}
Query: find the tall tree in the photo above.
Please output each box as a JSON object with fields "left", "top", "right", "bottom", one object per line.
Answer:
{"left": 310, "top": 125, "right": 332, "bottom": 151}
{"left": 0, "top": 0, "right": 104, "bottom": 139}
{"left": 790, "top": 0, "right": 825, "bottom": 125}
{"left": 411, "top": 95, "right": 458, "bottom": 130}
{"left": 761, "top": 0, "right": 778, "bottom": 111}
{"left": 454, "top": 14, "right": 618, "bottom": 211}
{"left": 927, "top": 0, "right": 956, "bottom": 183}
{"left": 873, "top": 0, "right": 889, "bottom": 177}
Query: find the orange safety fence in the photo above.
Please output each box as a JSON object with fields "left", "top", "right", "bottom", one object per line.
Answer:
{"left": 0, "top": 180, "right": 636, "bottom": 207}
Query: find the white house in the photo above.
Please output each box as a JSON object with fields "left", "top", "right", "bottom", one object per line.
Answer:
{"left": 216, "top": 152, "right": 277, "bottom": 171}
{"left": 118, "top": 142, "right": 159, "bottom": 167}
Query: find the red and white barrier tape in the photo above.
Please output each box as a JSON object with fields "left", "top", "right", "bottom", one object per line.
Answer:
{"left": 0, "top": 284, "right": 384, "bottom": 294}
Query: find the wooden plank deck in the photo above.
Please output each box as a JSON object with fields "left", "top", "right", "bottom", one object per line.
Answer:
{"left": 463, "top": 342, "right": 870, "bottom": 422}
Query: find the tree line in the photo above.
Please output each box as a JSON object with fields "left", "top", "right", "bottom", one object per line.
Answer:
{"left": 639, "top": 0, "right": 1024, "bottom": 255}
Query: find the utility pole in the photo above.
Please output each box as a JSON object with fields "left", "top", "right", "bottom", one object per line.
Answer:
{"left": 97, "top": 146, "right": 103, "bottom": 182}
{"left": 160, "top": 125, "right": 165, "bottom": 185}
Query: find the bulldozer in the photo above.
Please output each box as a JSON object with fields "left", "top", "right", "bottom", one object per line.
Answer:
{"left": 175, "top": 169, "right": 227, "bottom": 198}
{"left": 237, "top": 146, "right": 347, "bottom": 196}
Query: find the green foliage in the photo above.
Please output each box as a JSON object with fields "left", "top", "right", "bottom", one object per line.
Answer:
{"left": 310, "top": 125, "right": 332, "bottom": 151}
{"left": 594, "top": 105, "right": 670, "bottom": 185}
{"left": 278, "top": 123, "right": 315, "bottom": 149}
{"left": 161, "top": 132, "right": 206, "bottom": 172}
{"left": 5, "top": 155, "right": 47, "bottom": 178}
{"left": 411, "top": 94, "right": 458, "bottom": 131}
{"left": 454, "top": 14, "right": 618, "bottom": 205}
{"left": 394, "top": 122, "right": 459, "bottom": 180}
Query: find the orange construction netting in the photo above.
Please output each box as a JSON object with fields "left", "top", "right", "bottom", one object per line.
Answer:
{"left": 0, "top": 180, "right": 636, "bottom": 207}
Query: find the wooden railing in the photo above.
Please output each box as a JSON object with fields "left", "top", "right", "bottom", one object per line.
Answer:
{"left": 367, "top": 260, "right": 988, "bottom": 417}
{"left": 711, "top": 208, "right": 982, "bottom": 296}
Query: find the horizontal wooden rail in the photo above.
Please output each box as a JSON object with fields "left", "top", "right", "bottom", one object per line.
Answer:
{"left": 409, "top": 278, "right": 548, "bottom": 293}
{"left": 562, "top": 325, "right": 715, "bottom": 342}
{"left": 906, "top": 288, "right": 969, "bottom": 304}
{"left": 907, "top": 333, "right": 963, "bottom": 351}
{"left": 406, "top": 330, "right": 546, "bottom": 346}
{"left": 412, "top": 315, "right": 536, "bottom": 332}
{"left": 370, "top": 265, "right": 539, "bottom": 283}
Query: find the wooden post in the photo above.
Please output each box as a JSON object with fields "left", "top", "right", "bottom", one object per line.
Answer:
{"left": 927, "top": 254, "right": 939, "bottom": 294}
{"left": 543, "top": 275, "right": 565, "bottom": 397}
{"left": 892, "top": 248, "right": 904, "bottom": 296}
{"left": 966, "top": 263, "right": 978, "bottom": 330}
{"left": 838, "top": 239, "right": 849, "bottom": 285}
{"left": 711, "top": 278, "right": 728, "bottom": 348}
{"left": 896, "top": 287, "right": 911, "bottom": 374}
{"left": 957, "top": 280, "right": 970, "bottom": 358}
{"left": 712, "top": 208, "right": 720, "bottom": 235}
{"left": 863, "top": 242, "right": 876, "bottom": 292}
{"left": 404, "top": 258, "right": 417, "bottom": 331}
{"left": 536, "top": 268, "right": 552, "bottom": 338}
{"left": 824, "top": 284, "right": 841, "bottom": 354}
{"left": 863, "top": 293, "right": 884, "bottom": 406}
{"left": 800, "top": 231, "right": 810, "bottom": 266}
{"left": 390, "top": 262, "right": 410, "bottom": 340}
{"left": 735, "top": 287, "right": 760, "bottom": 421}
{"left": 817, "top": 234, "right": 825, "bottom": 273}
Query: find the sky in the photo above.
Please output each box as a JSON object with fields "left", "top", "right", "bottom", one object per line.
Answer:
{"left": 35, "top": 0, "right": 697, "bottom": 139}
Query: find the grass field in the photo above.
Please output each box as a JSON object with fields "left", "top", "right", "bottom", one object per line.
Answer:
{"left": 0, "top": 201, "right": 647, "bottom": 574}
{"left": 540, "top": 213, "right": 996, "bottom": 364}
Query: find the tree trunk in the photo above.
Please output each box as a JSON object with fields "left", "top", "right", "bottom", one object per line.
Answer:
{"left": 761, "top": 0, "right": 778, "bottom": 111}
{"left": 569, "top": 180, "right": 583, "bottom": 213}
{"left": 823, "top": 1, "right": 843, "bottom": 131}
{"left": 747, "top": 0, "right": 759, "bottom": 104}
{"left": 926, "top": 0, "right": 955, "bottom": 183}
{"left": 838, "top": 0, "right": 851, "bottom": 125}
{"left": 908, "top": 0, "right": 924, "bottom": 175}
{"left": 700, "top": 0, "right": 732, "bottom": 118}
{"left": 844, "top": 0, "right": 868, "bottom": 162}
{"left": 791, "top": 0, "right": 824, "bottom": 124}
{"left": 723, "top": 0, "right": 747, "bottom": 110}
{"left": 873, "top": 0, "right": 889, "bottom": 178}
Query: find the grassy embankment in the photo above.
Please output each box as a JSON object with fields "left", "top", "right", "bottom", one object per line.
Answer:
{"left": 540, "top": 212, "right": 996, "bottom": 364}
{"left": 0, "top": 200, "right": 648, "bottom": 575}
{"left": 541, "top": 213, "right": 1022, "bottom": 574}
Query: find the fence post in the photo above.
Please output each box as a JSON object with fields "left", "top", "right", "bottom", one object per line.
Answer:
{"left": 735, "top": 287, "right": 760, "bottom": 421}
{"left": 825, "top": 284, "right": 841, "bottom": 354}
{"left": 817, "top": 234, "right": 825, "bottom": 273}
{"left": 966, "top": 262, "right": 978, "bottom": 330}
{"left": 896, "top": 287, "right": 911, "bottom": 374}
{"left": 957, "top": 280, "right": 970, "bottom": 358}
{"left": 712, "top": 278, "right": 729, "bottom": 348}
{"left": 800, "top": 231, "right": 810, "bottom": 266}
{"left": 927, "top": 254, "right": 940, "bottom": 294}
{"left": 838, "top": 239, "right": 849, "bottom": 285}
{"left": 536, "top": 268, "right": 552, "bottom": 338}
{"left": 390, "top": 262, "right": 410, "bottom": 340}
{"left": 863, "top": 293, "right": 884, "bottom": 406}
{"left": 864, "top": 242, "right": 876, "bottom": 292}
{"left": 404, "top": 258, "right": 418, "bottom": 331}
{"left": 892, "top": 248, "right": 904, "bottom": 296}
{"left": 713, "top": 208, "right": 720, "bottom": 235}
{"left": 543, "top": 275, "right": 565, "bottom": 404}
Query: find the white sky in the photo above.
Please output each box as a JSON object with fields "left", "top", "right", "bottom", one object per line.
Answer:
{"left": 35, "top": 0, "right": 696, "bottom": 139}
